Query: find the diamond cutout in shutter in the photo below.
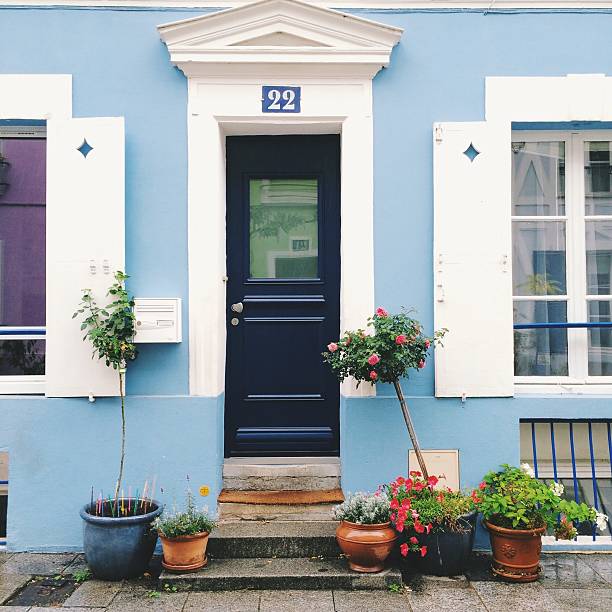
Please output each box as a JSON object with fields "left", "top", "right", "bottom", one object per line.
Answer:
{"left": 463, "top": 142, "right": 480, "bottom": 162}
{"left": 77, "top": 140, "right": 94, "bottom": 158}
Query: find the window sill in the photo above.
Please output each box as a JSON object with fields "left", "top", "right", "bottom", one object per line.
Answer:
{"left": 515, "top": 383, "right": 612, "bottom": 395}
{"left": 0, "top": 377, "right": 45, "bottom": 395}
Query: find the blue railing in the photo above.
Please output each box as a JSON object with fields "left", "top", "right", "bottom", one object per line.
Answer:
{"left": 522, "top": 418, "right": 612, "bottom": 542}
{"left": 0, "top": 328, "right": 45, "bottom": 336}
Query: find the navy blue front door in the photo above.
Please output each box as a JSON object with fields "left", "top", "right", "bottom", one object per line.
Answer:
{"left": 225, "top": 135, "right": 340, "bottom": 457}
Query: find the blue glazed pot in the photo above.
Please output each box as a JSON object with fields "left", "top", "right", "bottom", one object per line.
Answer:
{"left": 80, "top": 499, "right": 163, "bottom": 581}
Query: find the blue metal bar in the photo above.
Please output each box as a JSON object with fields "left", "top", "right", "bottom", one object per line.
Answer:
{"left": 588, "top": 422, "right": 599, "bottom": 541}
{"left": 514, "top": 322, "right": 612, "bottom": 330}
{"left": 550, "top": 422, "right": 559, "bottom": 482}
{"left": 569, "top": 422, "right": 580, "bottom": 504}
{"left": 608, "top": 422, "right": 612, "bottom": 540}
{"left": 531, "top": 422, "right": 539, "bottom": 479}
{"left": 0, "top": 329, "right": 45, "bottom": 336}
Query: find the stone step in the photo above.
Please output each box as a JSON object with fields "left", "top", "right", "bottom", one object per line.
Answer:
{"left": 159, "top": 557, "right": 402, "bottom": 591}
{"left": 208, "top": 521, "right": 339, "bottom": 558}
{"left": 222, "top": 458, "right": 341, "bottom": 492}
{"left": 218, "top": 502, "right": 337, "bottom": 522}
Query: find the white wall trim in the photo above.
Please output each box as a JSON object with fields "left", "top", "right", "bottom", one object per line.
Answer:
{"left": 5, "top": 1, "right": 612, "bottom": 10}
{"left": 158, "top": 1, "right": 401, "bottom": 396}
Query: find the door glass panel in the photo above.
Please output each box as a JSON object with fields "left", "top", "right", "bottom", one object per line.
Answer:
{"left": 512, "top": 221, "right": 566, "bottom": 296}
{"left": 511, "top": 141, "right": 565, "bottom": 216}
{"left": 513, "top": 300, "right": 568, "bottom": 376}
{"left": 585, "top": 141, "right": 612, "bottom": 215}
{"left": 249, "top": 178, "right": 318, "bottom": 279}
{"left": 0, "top": 339, "right": 45, "bottom": 375}
{"left": 586, "top": 219, "right": 612, "bottom": 295}
{"left": 588, "top": 300, "right": 612, "bottom": 375}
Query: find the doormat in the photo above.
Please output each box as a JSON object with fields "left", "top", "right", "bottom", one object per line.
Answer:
{"left": 4, "top": 576, "right": 78, "bottom": 607}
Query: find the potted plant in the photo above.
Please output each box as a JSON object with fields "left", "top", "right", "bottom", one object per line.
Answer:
{"left": 383, "top": 472, "right": 476, "bottom": 576}
{"left": 475, "top": 464, "right": 608, "bottom": 582}
{"left": 333, "top": 492, "right": 396, "bottom": 573}
{"left": 323, "top": 307, "right": 446, "bottom": 478}
{"left": 75, "top": 271, "right": 162, "bottom": 580}
{"left": 154, "top": 485, "right": 216, "bottom": 572}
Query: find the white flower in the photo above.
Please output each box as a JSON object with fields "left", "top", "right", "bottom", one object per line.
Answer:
{"left": 520, "top": 463, "right": 535, "bottom": 478}
{"left": 550, "top": 481, "right": 564, "bottom": 497}
{"left": 595, "top": 511, "right": 609, "bottom": 532}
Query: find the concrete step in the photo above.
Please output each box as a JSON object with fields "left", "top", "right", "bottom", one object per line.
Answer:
{"left": 218, "top": 501, "right": 337, "bottom": 522}
{"left": 208, "top": 521, "right": 339, "bottom": 559}
{"left": 159, "top": 557, "right": 402, "bottom": 591}
{"left": 222, "top": 458, "right": 341, "bottom": 492}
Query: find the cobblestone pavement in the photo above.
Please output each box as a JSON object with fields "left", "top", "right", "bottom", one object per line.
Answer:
{"left": 0, "top": 552, "right": 611, "bottom": 611}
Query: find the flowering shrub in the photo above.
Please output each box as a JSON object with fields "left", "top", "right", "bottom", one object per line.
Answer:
{"left": 475, "top": 464, "right": 608, "bottom": 539}
{"left": 322, "top": 309, "right": 445, "bottom": 385}
{"left": 382, "top": 472, "right": 475, "bottom": 558}
{"left": 333, "top": 492, "right": 391, "bottom": 525}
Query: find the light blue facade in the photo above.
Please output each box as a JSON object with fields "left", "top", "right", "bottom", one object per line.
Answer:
{"left": 1, "top": 5, "right": 612, "bottom": 550}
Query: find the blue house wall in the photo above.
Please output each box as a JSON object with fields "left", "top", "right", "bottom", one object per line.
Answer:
{"left": 1, "top": 6, "right": 612, "bottom": 550}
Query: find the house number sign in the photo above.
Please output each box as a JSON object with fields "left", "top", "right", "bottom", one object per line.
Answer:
{"left": 262, "top": 86, "right": 301, "bottom": 113}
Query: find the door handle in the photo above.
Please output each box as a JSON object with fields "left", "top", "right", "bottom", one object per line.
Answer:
{"left": 231, "top": 302, "right": 244, "bottom": 314}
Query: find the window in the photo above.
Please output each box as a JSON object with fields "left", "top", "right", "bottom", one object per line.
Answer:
{"left": 0, "top": 125, "right": 46, "bottom": 393}
{"left": 512, "top": 131, "right": 612, "bottom": 383}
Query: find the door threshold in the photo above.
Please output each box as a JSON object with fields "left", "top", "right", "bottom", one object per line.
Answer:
{"left": 224, "top": 457, "right": 340, "bottom": 465}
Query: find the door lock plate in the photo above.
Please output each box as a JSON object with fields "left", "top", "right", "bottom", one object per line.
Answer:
{"left": 231, "top": 317, "right": 240, "bottom": 326}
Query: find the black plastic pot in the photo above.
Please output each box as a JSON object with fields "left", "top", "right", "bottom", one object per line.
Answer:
{"left": 80, "top": 499, "right": 162, "bottom": 581}
{"left": 410, "top": 511, "right": 477, "bottom": 576}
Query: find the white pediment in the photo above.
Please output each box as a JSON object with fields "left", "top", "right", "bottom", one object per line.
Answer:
{"left": 158, "top": 0, "right": 402, "bottom": 77}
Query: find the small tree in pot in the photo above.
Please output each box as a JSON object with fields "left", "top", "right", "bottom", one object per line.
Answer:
{"left": 323, "top": 308, "right": 446, "bottom": 478}
{"left": 74, "top": 271, "right": 162, "bottom": 580}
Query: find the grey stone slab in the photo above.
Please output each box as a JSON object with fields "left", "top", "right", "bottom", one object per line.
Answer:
{"left": 407, "top": 586, "right": 485, "bottom": 612}
{"left": 0, "top": 607, "right": 30, "bottom": 611}
{"left": 333, "top": 589, "right": 410, "bottom": 612}
{"left": 0, "top": 553, "right": 77, "bottom": 576}
{"left": 472, "top": 581, "right": 565, "bottom": 612}
{"left": 219, "top": 502, "right": 336, "bottom": 522}
{"left": 185, "top": 590, "right": 260, "bottom": 611}
{"left": 546, "top": 586, "right": 612, "bottom": 612}
{"left": 32, "top": 608, "right": 104, "bottom": 611}
{"left": 107, "top": 584, "right": 188, "bottom": 611}
{"left": 540, "top": 553, "right": 609, "bottom": 588}
{"left": 222, "top": 461, "right": 340, "bottom": 478}
{"left": 223, "top": 476, "right": 341, "bottom": 491}
{"left": 577, "top": 554, "right": 612, "bottom": 583}
{"left": 63, "top": 579, "right": 123, "bottom": 607}
{"left": 0, "top": 554, "right": 13, "bottom": 568}
{"left": 63, "top": 554, "right": 89, "bottom": 576}
{"left": 0, "top": 574, "right": 32, "bottom": 605}
{"left": 259, "top": 589, "right": 334, "bottom": 612}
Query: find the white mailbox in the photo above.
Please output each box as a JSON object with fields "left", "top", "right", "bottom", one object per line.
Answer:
{"left": 134, "top": 298, "right": 182, "bottom": 343}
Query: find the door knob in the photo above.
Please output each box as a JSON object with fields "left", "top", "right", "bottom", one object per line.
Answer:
{"left": 231, "top": 302, "right": 244, "bottom": 313}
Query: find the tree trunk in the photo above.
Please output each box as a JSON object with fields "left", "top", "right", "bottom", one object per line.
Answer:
{"left": 114, "top": 369, "right": 126, "bottom": 503}
{"left": 392, "top": 378, "right": 429, "bottom": 480}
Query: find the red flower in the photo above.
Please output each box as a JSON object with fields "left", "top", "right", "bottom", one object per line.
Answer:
{"left": 327, "top": 342, "right": 338, "bottom": 352}
{"left": 400, "top": 543, "right": 408, "bottom": 557}
{"left": 409, "top": 536, "right": 418, "bottom": 545}
{"left": 425, "top": 339, "right": 431, "bottom": 349}
{"left": 390, "top": 498, "right": 399, "bottom": 510}
{"left": 396, "top": 521, "right": 404, "bottom": 533}
{"left": 418, "top": 359, "right": 425, "bottom": 369}
{"left": 436, "top": 493, "right": 444, "bottom": 502}
{"left": 369, "top": 371, "right": 378, "bottom": 381}
{"left": 396, "top": 476, "right": 405, "bottom": 486}
{"left": 397, "top": 508, "right": 406, "bottom": 521}
{"left": 479, "top": 481, "right": 486, "bottom": 490}
{"left": 414, "top": 481, "right": 424, "bottom": 492}
{"left": 375, "top": 307, "right": 388, "bottom": 317}
{"left": 471, "top": 491, "right": 482, "bottom": 504}
{"left": 427, "top": 475, "right": 439, "bottom": 488}
{"left": 401, "top": 498, "right": 411, "bottom": 510}
{"left": 414, "top": 521, "right": 425, "bottom": 534}
{"left": 395, "top": 334, "right": 407, "bottom": 345}
{"left": 367, "top": 354, "right": 380, "bottom": 366}
{"left": 409, "top": 471, "right": 421, "bottom": 478}
{"left": 390, "top": 512, "right": 397, "bottom": 523}
{"left": 405, "top": 479, "right": 413, "bottom": 491}
{"left": 420, "top": 546, "right": 428, "bottom": 558}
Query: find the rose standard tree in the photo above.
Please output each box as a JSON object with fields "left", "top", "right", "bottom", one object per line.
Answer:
{"left": 323, "top": 308, "right": 446, "bottom": 478}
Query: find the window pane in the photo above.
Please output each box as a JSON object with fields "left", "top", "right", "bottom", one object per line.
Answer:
{"left": 0, "top": 138, "right": 46, "bottom": 326}
{"left": 585, "top": 141, "right": 612, "bottom": 215}
{"left": 514, "top": 301, "right": 568, "bottom": 376}
{"left": 512, "top": 221, "right": 566, "bottom": 295}
{"left": 586, "top": 220, "right": 612, "bottom": 295}
{"left": 0, "top": 339, "right": 45, "bottom": 375}
{"left": 512, "top": 141, "right": 565, "bottom": 216}
{"left": 588, "top": 301, "right": 612, "bottom": 375}
{"left": 249, "top": 178, "right": 318, "bottom": 279}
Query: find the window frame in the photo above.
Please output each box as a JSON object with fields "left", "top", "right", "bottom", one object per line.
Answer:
{"left": 0, "top": 124, "right": 47, "bottom": 395}
{"left": 513, "top": 129, "right": 612, "bottom": 388}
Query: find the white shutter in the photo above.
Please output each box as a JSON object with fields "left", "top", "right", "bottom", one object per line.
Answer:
{"left": 433, "top": 121, "right": 514, "bottom": 397}
{"left": 45, "top": 118, "right": 125, "bottom": 397}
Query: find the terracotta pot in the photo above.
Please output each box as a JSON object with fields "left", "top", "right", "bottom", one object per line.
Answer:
{"left": 336, "top": 520, "right": 397, "bottom": 573}
{"left": 485, "top": 520, "right": 546, "bottom": 582}
{"left": 159, "top": 531, "right": 209, "bottom": 573}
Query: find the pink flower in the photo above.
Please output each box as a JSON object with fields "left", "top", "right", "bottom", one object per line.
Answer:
{"left": 375, "top": 307, "right": 388, "bottom": 318}
{"left": 367, "top": 354, "right": 380, "bottom": 366}
{"left": 418, "top": 359, "right": 425, "bottom": 369}
{"left": 369, "top": 371, "right": 378, "bottom": 381}
{"left": 479, "top": 481, "right": 486, "bottom": 490}
{"left": 327, "top": 342, "right": 338, "bottom": 352}
{"left": 395, "top": 334, "right": 407, "bottom": 345}
{"left": 425, "top": 339, "right": 431, "bottom": 349}
{"left": 427, "top": 475, "right": 439, "bottom": 488}
{"left": 396, "top": 521, "right": 404, "bottom": 533}
{"left": 400, "top": 543, "right": 408, "bottom": 557}
{"left": 414, "top": 521, "right": 425, "bottom": 534}
{"left": 409, "top": 536, "right": 418, "bottom": 545}
{"left": 390, "top": 498, "right": 399, "bottom": 510}
{"left": 420, "top": 545, "right": 428, "bottom": 558}
{"left": 401, "top": 498, "right": 411, "bottom": 510}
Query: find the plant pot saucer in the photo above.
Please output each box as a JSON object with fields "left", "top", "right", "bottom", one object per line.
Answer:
{"left": 161, "top": 555, "right": 208, "bottom": 573}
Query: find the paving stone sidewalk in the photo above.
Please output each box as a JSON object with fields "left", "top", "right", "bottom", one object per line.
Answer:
{"left": 1, "top": 552, "right": 611, "bottom": 611}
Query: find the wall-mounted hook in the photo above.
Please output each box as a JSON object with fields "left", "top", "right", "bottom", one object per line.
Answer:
{"left": 88, "top": 393, "right": 96, "bottom": 403}
{"left": 461, "top": 392, "right": 467, "bottom": 404}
